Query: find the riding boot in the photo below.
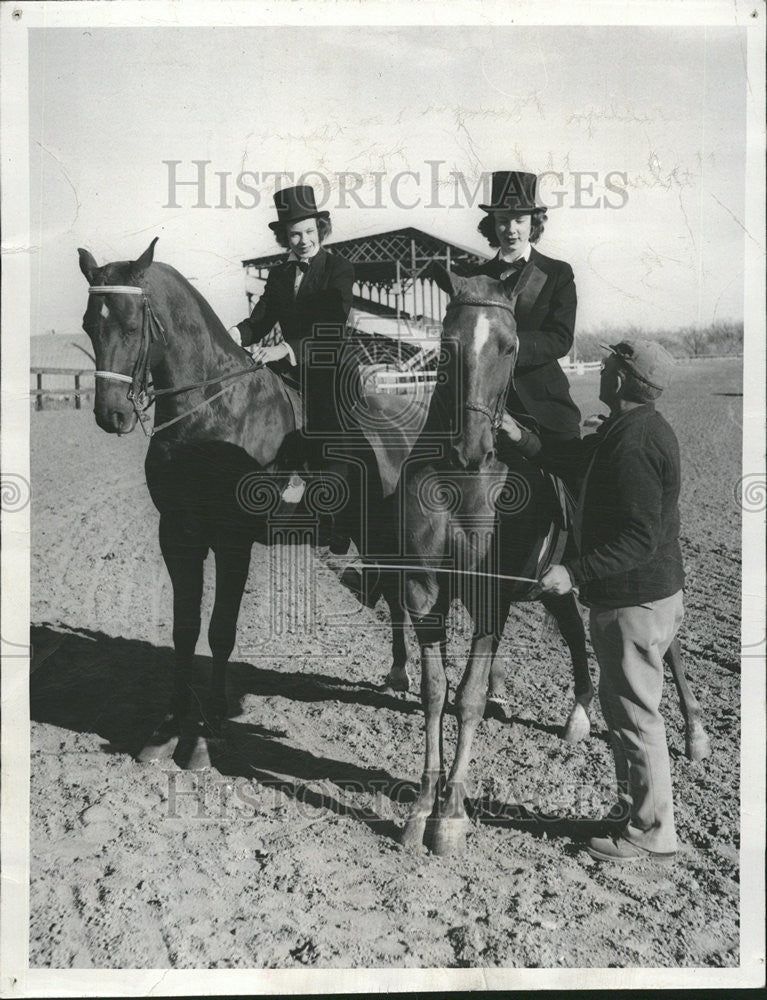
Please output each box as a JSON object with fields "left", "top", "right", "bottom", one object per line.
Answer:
{"left": 324, "top": 458, "right": 354, "bottom": 556}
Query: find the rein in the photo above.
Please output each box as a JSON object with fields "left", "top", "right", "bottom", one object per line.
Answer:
{"left": 444, "top": 296, "right": 518, "bottom": 434}
{"left": 88, "top": 284, "right": 261, "bottom": 436}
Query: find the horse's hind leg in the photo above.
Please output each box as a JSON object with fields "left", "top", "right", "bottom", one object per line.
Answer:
{"left": 484, "top": 592, "right": 513, "bottom": 721}
{"left": 206, "top": 540, "right": 252, "bottom": 731}
{"left": 381, "top": 572, "right": 411, "bottom": 693}
{"left": 138, "top": 516, "right": 208, "bottom": 762}
{"left": 665, "top": 637, "right": 711, "bottom": 762}
{"left": 541, "top": 591, "right": 593, "bottom": 743}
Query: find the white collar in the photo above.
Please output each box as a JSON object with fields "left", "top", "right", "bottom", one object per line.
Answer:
{"left": 288, "top": 249, "right": 320, "bottom": 263}
{"left": 498, "top": 244, "right": 532, "bottom": 265}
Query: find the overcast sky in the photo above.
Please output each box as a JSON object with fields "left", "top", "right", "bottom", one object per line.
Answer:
{"left": 29, "top": 24, "right": 747, "bottom": 336}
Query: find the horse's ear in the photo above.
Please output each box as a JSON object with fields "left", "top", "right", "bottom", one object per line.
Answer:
{"left": 78, "top": 248, "right": 99, "bottom": 284}
{"left": 431, "top": 264, "right": 466, "bottom": 298}
{"left": 505, "top": 264, "right": 532, "bottom": 305}
{"left": 130, "top": 236, "right": 159, "bottom": 281}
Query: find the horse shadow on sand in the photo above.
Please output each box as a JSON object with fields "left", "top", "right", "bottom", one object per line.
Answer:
{"left": 30, "top": 623, "right": 418, "bottom": 841}
{"left": 30, "top": 622, "right": 612, "bottom": 847}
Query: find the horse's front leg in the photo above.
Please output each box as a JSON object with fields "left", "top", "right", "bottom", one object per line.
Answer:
{"left": 400, "top": 584, "right": 449, "bottom": 850}
{"left": 665, "top": 637, "right": 711, "bottom": 762}
{"left": 138, "top": 515, "right": 208, "bottom": 763}
{"left": 541, "top": 591, "right": 593, "bottom": 743}
{"left": 431, "top": 629, "right": 495, "bottom": 856}
{"left": 206, "top": 540, "right": 253, "bottom": 732}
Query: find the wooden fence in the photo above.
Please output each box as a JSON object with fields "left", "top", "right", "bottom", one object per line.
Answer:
{"left": 29, "top": 360, "right": 603, "bottom": 409}
{"left": 31, "top": 368, "right": 95, "bottom": 410}
{"left": 33, "top": 355, "right": 736, "bottom": 410}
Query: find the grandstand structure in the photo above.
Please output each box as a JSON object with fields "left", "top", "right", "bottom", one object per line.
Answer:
{"left": 241, "top": 226, "right": 490, "bottom": 360}
{"left": 31, "top": 229, "right": 594, "bottom": 409}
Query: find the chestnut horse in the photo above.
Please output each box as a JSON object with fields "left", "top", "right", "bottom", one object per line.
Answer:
{"left": 397, "top": 267, "right": 709, "bottom": 857}
{"left": 78, "top": 238, "right": 407, "bottom": 767}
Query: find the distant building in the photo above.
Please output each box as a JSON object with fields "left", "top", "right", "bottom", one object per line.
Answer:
{"left": 241, "top": 226, "right": 489, "bottom": 358}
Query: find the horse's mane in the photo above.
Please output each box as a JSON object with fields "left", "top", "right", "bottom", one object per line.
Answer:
{"left": 149, "top": 262, "right": 231, "bottom": 340}
{"left": 98, "top": 257, "right": 232, "bottom": 345}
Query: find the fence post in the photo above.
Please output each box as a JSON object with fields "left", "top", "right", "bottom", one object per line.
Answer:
{"left": 36, "top": 372, "right": 43, "bottom": 411}
{"left": 74, "top": 373, "right": 81, "bottom": 410}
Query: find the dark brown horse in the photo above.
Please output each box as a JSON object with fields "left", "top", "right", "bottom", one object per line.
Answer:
{"left": 397, "top": 267, "right": 709, "bottom": 857}
{"left": 78, "top": 238, "right": 407, "bottom": 766}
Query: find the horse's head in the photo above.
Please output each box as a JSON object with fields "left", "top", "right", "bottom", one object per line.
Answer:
{"left": 432, "top": 266, "right": 518, "bottom": 470}
{"left": 78, "top": 238, "right": 159, "bottom": 435}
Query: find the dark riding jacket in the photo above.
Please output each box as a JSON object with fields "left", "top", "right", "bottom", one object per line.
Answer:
{"left": 464, "top": 248, "right": 581, "bottom": 439}
{"left": 502, "top": 404, "right": 685, "bottom": 608}
{"left": 235, "top": 248, "right": 354, "bottom": 373}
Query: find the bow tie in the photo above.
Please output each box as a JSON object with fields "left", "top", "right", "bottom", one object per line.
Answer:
{"left": 498, "top": 258, "right": 527, "bottom": 282}
{"left": 501, "top": 257, "right": 526, "bottom": 271}
{"left": 293, "top": 259, "right": 310, "bottom": 274}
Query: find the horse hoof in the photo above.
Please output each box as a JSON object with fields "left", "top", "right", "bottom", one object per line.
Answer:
{"left": 400, "top": 815, "right": 428, "bottom": 851}
{"left": 427, "top": 817, "right": 469, "bottom": 857}
{"left": 563, "top": 703, "right": 591, "bottom": 743}
{"left": 484, "top": 697, "right": 512, "bottom": 723}
{"left": 136, "top": 732, "right": 180, "bottom": 763}
{"left": 383, "top": 666, "right": 411, "bottom": 693}
{"left": 201, "top": 705, "right": 229, "bottom": 738}
{"left": 686, "top": 728, "right": 711, "bottom": 762}
{"left": 173, "top": 734, "right": 213, "bottom": 770}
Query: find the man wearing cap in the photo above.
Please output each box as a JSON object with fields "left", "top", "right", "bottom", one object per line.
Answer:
{"left": 500, "top": 338, "right": 684, "bottom": 864}
{"left": 465, "top": 170, "right": 581, "bottom": 442}
{"left": 230, "top": 184, "right": 355, "bottom": 550}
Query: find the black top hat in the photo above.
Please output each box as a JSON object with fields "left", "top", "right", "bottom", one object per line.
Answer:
{"left": 479, "top": 171, "right": 547, "bottom": 213}
{"left": 268, "top": 185, "right": 330, "bottom": 231}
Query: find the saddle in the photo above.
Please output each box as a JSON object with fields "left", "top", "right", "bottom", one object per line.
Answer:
{"left": 276, "top": 372, "right": 304, "bottom": 431}
{"left": 274, "top": 368, "right": 574, "bottom": 594}
{"left": 352, "top": 375, "right": 433, "bottom": 497}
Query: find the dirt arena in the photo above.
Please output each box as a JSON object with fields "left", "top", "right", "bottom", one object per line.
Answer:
{"left": 29, "top": 358, "right": 742, "bottom": 969}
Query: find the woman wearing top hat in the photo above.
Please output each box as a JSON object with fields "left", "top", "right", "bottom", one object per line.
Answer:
{"left": 232, "top": 183, "right": 354, "bottom": 388}
{"left": 465, "top": 170, "right": 581, "bottom": 442}
{"left": 230, "top": 184, "right": 356, "bottom": 549}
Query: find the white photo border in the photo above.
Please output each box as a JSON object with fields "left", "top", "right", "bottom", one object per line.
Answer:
{"left": 1, "top": 0, "right": 764, "bottom": 995}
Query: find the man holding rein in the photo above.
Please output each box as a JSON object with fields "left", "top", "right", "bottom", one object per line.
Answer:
{"left": 500, "top": 339, "right": 685, "bottom": 864}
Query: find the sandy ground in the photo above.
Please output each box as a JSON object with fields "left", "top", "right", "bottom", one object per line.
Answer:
{"left": 29, "top": 359, "right": 741, "bottom": 969}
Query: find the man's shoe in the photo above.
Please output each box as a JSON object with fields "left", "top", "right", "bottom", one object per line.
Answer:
{"left": 587, "top": 834, "right": 676, "bottom": 865}
{"left": 602, "top": 800, "right": 631, "bottom": 828}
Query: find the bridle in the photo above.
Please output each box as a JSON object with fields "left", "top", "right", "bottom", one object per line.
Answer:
{"left": 88, "top": 284, "right": 261, "bottom": 436}
{"left": 90, "top": 285, "right": 166, "bottom": 407}
{"left": 443, "top": 296, "right": 518, "bottom": 435}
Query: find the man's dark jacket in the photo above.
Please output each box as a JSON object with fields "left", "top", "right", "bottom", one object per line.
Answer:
{"left": 235, "top": 248, "right": 354, "bottom": 369}
{"left": 504, "top": 404, "right": 685, "bottom": 608}
{"left": 464, "top": 248, "right": 581, "bottom": 438}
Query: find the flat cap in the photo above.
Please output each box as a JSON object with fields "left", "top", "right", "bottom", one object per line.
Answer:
{"left": 601, "top": 339, "right": 676, "bottom": 391}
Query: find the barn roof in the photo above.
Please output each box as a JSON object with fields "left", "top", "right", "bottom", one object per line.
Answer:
{"left": 31, "top": 333, "right": 95, "bottom": 370}
{"left": 242, "top": 226, "right": 489, "bottom": 283}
